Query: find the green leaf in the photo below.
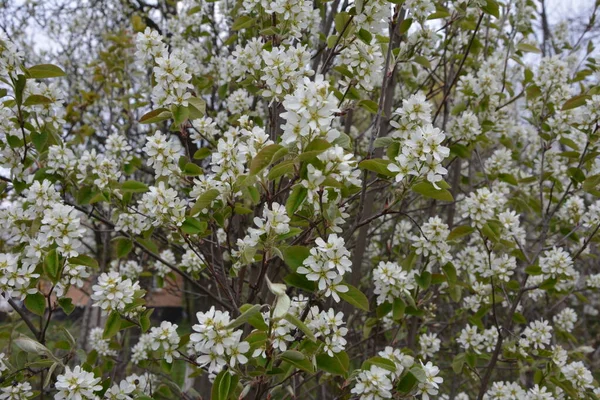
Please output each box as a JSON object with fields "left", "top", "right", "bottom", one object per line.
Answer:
{"left": 442, "top": 263, "right": 457, "bottom": 284}
{"left": 268, "top": 160, "right": 296, "bottom": 180}
{"left": 334, "top": 12, "right": 351, "bottom": 36}
{"left": 466, "top": 352, "right": 477, "bottom": 367}
{"left": 193, "top": 148, "right": 211, "bottom": 160}
{"left": 211, "top": 370, "right": 232, "bottom": 400}
{"left": 280, "top": 350, "right": 315, "bottom": 373}
{"left": 283, "top": 273, "right": 316, "bottom": 292}
{"left": 412, "top": 181, "right": 454, "bottom": 201}
{"left": 525, "top": 265, "right": 542, "bottom": 275}
{"left": 405, "top": 306, "right": 425, "bottom": 317}
{"left": 285, "top": 185, "right": 307, "bottom": 215}
{"left": 282, "top": 246, "right": 310, "bottom": 271}
{"left": 399, "top": 18, "right": 413, "bottom": 34}
{"left": 232, "top": 16, "right": 255, "bottom": 30}
{"left": 140, "top": 308, "right": 154, "bottom": 332}
{"left": 498, "top": 173, "right": 518, "bottom": 185}
{"left": 452, "top": 353, "right": 466, "bottom": 374}
{"left": 250, "top": 144, "right": 284, "bottom": 175}
{"left": 392, "top": 298, "right": 406, "bottom": 320}
{"left": 181, "top": 217, "right": 207, "bottom": 235}
{"left": 448, "top": 225, "right": 474, "bottom": 240}
{"left": 68, "top": 254, "right": 98, "bottom": 269}
{"left": 103, "top": 311, "right": 121, "bottom": 339}
{"left": 112, "top": 237, "right": 133, "bottom": 258}
{"left": 583, "top": 174, "right": 600, "bottom": 196}
{"left": 238, "top": 304, "right": 268, "bottom": 331}
{"left": 58, "top": 298, "right": 75, "bottom": 315}
{"left": 234, "top": 204, "right": 253, "bottom": 215}
{"left": 6, "top": 134, "right": 23, "bottom": 148}
{"left": 31, "top": 131, "right": 48, "bottom": 151}
{"left": 415, "top": 271, "right": 432, "bottom": 290}
{"left": 297, "top": 139, "right": 331, "bottom": 161}
{"left": 362, "top": 356, "right": 396, "bottom": 372}
{"left": 540, "top": 277, "right": 557, "bottom": 290}
{"left": 14, "top": 336, "right": 54, "bottom": 358}
{"left": 358, "top": 99, "right": 379, "bottom": 114}
{"left": 397, "top": 372, "right": 418, "bottom": 392}
{"left": 481, "top": 221, "right": 501, "bottom": 242}
{"left": 410, "top": 366, "right": 427, "bottom": 382}
{"left": 357, "top": 28, "right": 373, "bottom": 44}
{"left": 316, "top": 351, "right": 349, "bottom": 375}
{"left": 182, "top": 162, "right": 203, "bottom": 176}
{"left": 414, "top": 55, "right": 431, "bottom": 69}
{"left": 284, "top": 313, "right": 316, "bottom": 342}
{"left": 559, "top": 137, "right": 580, "bottom": 151}
{"left": 23, "top": 95, "right": 53, "bottom": 106}
{"left": 171, "top": 359, "right": 187, "bottom": 389}
{"left": 25, "top": 293, "right": 46, "bottom": 316}
{"left": 140, "top": 108, "right": 171, "bottom": 124}
{"left": 172, "top": 104, "right": 189, "bottom": 125}
{"left": 481, "top": 0, "right": 500, "bottom": 18}
{"left": 567, "top": 167, "right": 585, "bottom": 183}
{"left": 513, "top": 312, "right": 527, "bottom": 324}
{"left": 45, "top": 249, "right": 60, "bottom": 283}
{"left": 137, "top": 237, "right": 159, "bottom": 255}
{"left": 373, "top": 137, "right": 394, "bottom": 148}
{"left": 376, "top": 302, "right": 392, "bottom": 318}
{"left": 427, "top": 10, "right": 451, "bottom": 19}
{"left": 327, "top": 35, "right": 338, "bottom": 49}
{"left": 14, "top": 74, "right": 26, "bottom": 106}
{"left": 339, "top": 283, "right": 369, "bottom": 311}
{"left": 226, "top": 304, "right": 262, "bottom": 330}
{"left": 358, "top": 158, "right": 395, "bottom": 176}
{"left": 121, "top": 180, "right": 149, "bottom": 193}
{"left": 516, "top": 43, "right": 541, "bottom": 54}
{"left": 188, "top": 97, "right": 206, "bottom": 119}
{"left": 562, "top": 94, "right": 590, "bottom": 111}
{"left": 28, "top": 64, "right": 66, "bottom": 78}
{"left": 189, "top": 189, "right": 220, "bottom": 216}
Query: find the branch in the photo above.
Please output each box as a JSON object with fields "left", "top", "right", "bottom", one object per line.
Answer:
{"left": 7, "top": 296, "right": 40, "bottom": 338}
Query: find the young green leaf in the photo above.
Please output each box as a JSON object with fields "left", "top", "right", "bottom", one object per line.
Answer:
{"left": 25, "top": 293, "right": 46, "bottom": 316}
{"left": 28, "top": 64, "right": 66, "bottom": 78}
{"left": 339, "top": 283, "right": 370, "bottom": 311}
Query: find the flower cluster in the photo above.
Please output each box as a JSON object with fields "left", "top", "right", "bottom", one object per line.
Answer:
{"left": 457, "top": 324, "right": 499, "bottom": 354}
{"left": 142, "top": 131, "right": 183, "bottom": 180}
{"left": 136, "top": 28, "right": 193, "bottom": 107}
{"left": 411, "top": 216, "right": 452, "bottom": 266}
{"left": 519, "top": 319, "right": 553, "bottom": 352}
{"left": 0, "top": 382, "right": 33, "bottom": 400}
{"left": 40, "top": 204, "right": 85, "bottom": 258}
{"left": 138, "top": 182, "right": 187, "bottom": 227}
{"left": 89, "top": 327, "right": 117, "bottom": 357}
{"left": 91, "top": 272, "right": 141, "bottom": 315}
{"left": 297, "top": 234, "right": 352, "bottom": 301}
{"left": 0, "top": 253, "right": 38, "bottom": 300}
{"left": 281, "top": 76, "right": 340, "bottom": 150}
{"left": 132, "top": 321, "right": 181, "bottom": 363}
{"left": 189, "top": 307, "right": 250, "bottom": 374}
{"left": 372, "top": 261, "right": 415, "bottom": 305}
{"left": 338, "top": 40, "right": 384, "bottom": 91}
{"left": 301, "top": 146, "right": 362, "bottom": 212}
{"left": 388, "top": 94, "right": 450, "bottom": 188}
{"left": 460, "top": 187, "right": 507, "bottom": 228}
{"left": 308, "top": 308, "right": 348, "bottom": 356}
{"left": 54, "top": 366, "right": 102, "bottom": 400}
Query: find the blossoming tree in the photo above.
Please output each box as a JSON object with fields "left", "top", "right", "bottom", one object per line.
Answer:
{"left": 1, "top": 0, "right": 600, "bottom": 398}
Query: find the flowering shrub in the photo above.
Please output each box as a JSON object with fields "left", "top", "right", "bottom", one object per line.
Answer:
{"left": 1, "top": 0, "right": 600, "bottom": 399}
